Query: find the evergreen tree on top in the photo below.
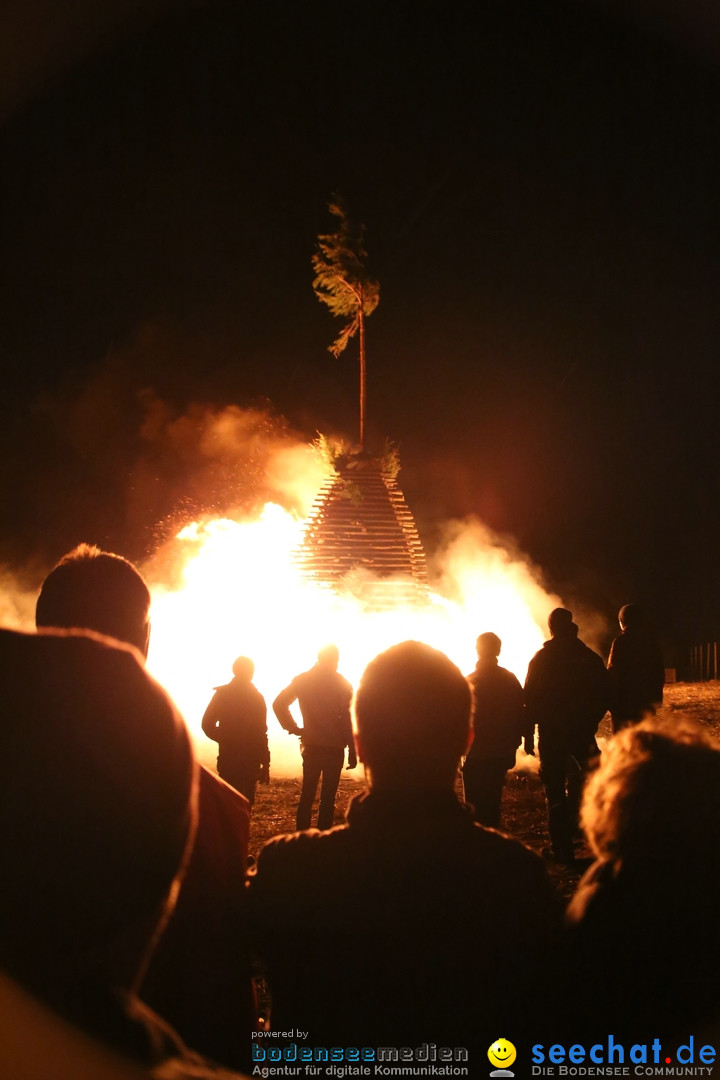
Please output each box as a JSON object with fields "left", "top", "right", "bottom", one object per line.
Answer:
{"left": 312, "top": 198, "right": 380, "bottom": 450}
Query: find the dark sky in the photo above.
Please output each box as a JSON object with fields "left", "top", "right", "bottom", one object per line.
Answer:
{"left": 1, "top": 0, "right": 719, "bottom": 647}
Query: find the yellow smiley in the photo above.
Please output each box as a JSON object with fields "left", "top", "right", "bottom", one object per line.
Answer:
{"left": 488, "top": 1039, "right": 517, "bottom": 1069}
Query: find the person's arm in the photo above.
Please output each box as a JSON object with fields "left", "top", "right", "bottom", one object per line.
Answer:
{"left": 515, "top": 682, "right": 534, "bottom": 755}
{"left": 272, "top": 681, "right": 303, "bottom": 736}
{"left": 522, "top": 719, "right": 535, "bottom": 755}
{"left": 594, "top": 652, "right": 613, "bottom": 718}
{"left": 257, "top": 692, "right": 271, "bottom": 782}
{"left": 346, "top": 733, "right": 357, "bottom": 770}
{"left": 606, "top": 637, "right": 621, "bottom": 717}
{"left": 340, "top": 679, "right": 357, "bottom": 768}
{"left": 652, "top": 648, "right": 666, "bottom": 706}
{"left": 200, "top": 692, "right": 221, "bottom": 742}
{"left": 523, "top": 654, "right": 546, "bottom": 729}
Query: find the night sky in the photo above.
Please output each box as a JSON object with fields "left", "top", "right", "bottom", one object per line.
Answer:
{"left": 1, "top": 0, "right": 719, "bottom": 652}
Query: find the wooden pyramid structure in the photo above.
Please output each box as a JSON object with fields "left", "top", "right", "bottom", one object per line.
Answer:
{"left": 294, "top": 451, "right": 429, "bottom": 609}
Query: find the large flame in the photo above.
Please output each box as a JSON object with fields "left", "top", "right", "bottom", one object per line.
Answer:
{"left": 144, "top": 491, "right": 559, "bottom": 776}
{"left": 0, "top": 403, "right": 573, "bottom": 780}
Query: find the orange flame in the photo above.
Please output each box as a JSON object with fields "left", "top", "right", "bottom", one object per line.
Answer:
{"left": 144, "top": 502, "right": 559, "bottom": 776}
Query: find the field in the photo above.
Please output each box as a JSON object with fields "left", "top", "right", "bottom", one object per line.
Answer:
{"left": 246, "top": 681, "right": 720, "bottom": 898}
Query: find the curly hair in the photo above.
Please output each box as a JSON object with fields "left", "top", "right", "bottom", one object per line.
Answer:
{"left": 581, "top": 716, "right": 720, "bottom": 864}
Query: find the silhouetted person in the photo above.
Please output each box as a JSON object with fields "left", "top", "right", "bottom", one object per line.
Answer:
{"left": 0, "top": 627, "right": 198, "bottom": 1070}
{"left": 250, "top": 641, "right": 563, "bottom": 1054}
{"left": 36, "top": 542, "right": 151, "bottom": 655}
{"left": 567, "top": 717, "right": 720, "bottom": 1038}
{"left": 525, "top": 607, "right": 610, "bottom": 865}
{"left": 607, "top": 602, "right": 664, "bottom": 732}
{"left": 202, "top": 656, "right": 270, "bottom": 805}
{"left": 35, "top": 544, "right": 255, "bottom": 1071}
{"left": 463, "top": 631, "right": 532, "bottom": 828}
{"left": 273, "top": 644, "right": 356, "bottom": 830}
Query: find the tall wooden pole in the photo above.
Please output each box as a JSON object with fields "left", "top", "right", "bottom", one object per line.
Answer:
{"left": 358, "top": 284, "right": 366, "bottom": 451}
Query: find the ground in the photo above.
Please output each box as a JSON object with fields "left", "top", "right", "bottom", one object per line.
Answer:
{"left": 246, "top": 681, "right": 720, "bottom": 899}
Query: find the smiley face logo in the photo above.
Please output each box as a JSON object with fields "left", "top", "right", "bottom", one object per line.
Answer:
{"left": 488, "top": 1039, "right": 517, "bottom": 1071}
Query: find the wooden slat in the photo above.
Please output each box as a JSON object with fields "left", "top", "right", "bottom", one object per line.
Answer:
{"left": 294, "top": 456, "right": 429, "bottom": 609}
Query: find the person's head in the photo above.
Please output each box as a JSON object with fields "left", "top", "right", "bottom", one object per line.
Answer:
{"left": 476, "top": 631, "right": 502, "bottom": 661}
{"left": 548, "top": 607, "right": 577, "bottom": 639}
{"left": 232, "top": 656, "right": 255, "bottom": 681}
{"left": 317, "top": 643, "right": 339, "bottom": 670}
{"left": 0, "top": 628, "right": 197, "bottom": 1002}
{"left": 581, "top": 716, "right": 720, "bottom": 867}
{"left": 354, "top": 640, "right": 471, "bottom": 791}
{"left": 36, "top": 544, "right": 151, "bottom": 657}
{"left": 618, "top": 603, "right": 643, "bottom": 630}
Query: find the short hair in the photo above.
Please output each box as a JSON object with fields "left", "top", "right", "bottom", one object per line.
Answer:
{"left": 317, "top": 644, "right": 339, "bottom": 667}
{"left": 232, "top": 656, "right": 255, "bottom": 680}
{"left": 476, "top": 632, "right": 501, "bottom": 658}
{"left": 354, "top": 641, "right": 471, "bottom": 776}
{"left": 0, "top": 628, "right": 197, "bottom": 991}
{"left": 36, "top": 544, "right": 151, "bottom": 656}
{"left": 581, "top": 717, "right": 720, "bottom": 864}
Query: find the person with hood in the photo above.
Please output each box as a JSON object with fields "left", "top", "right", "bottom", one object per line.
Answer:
{"left": 463, "top": 631, "right": 532, "bottom": 827}
{"left": 607, "top": 603, "right": 664, "bottom": 732}
{"left": 202, "top": 656, "right": 269, "bottom": 804}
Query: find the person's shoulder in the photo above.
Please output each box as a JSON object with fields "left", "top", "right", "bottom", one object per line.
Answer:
{"left": 607, "top": 634, "right": 622, "bottom": 659}
{"left": 249, "top": 825, "right": 350, "bottom": 895}
{"left": 197, "top": 766, "right": 251, "bottom": 827}
{"left": 336, "top": 671, "right": 353, "bottom": 694}
{"left": 466, "top": 822, "right": 553, "bottom": 878}
{"left": 566, "top": 858, "right": 618, "bottom": 926}
{"left": 578, "top": 640, "right": 607, "bottom": 666}
{"left": 526, "top": 641, "right": 552, "bottom": 669}
{"left": 152, "top": 1054, "right": 248, "bottom": 1079}
{"left": 235, "top": 681, "right": 265, "bottom": 706}
{"left": 250, "top": 685, "right": 267, "bottom": 713}
{"left": 257, "top": 823, "right": 349, "bottom": 864}
{"left": 291, "top": 668, "right": 314, "bottom": 690}
{"left": 207, "top": 682, "right": 232, "bottom": 702}
{"left": 471, "top": 829, "right": 564, "bottom": 922}
{"left": 467, "top": 820, "right": 533, "bottom": 853}
{"left": 497, "top": 665, "right": 523, "bottom": 687}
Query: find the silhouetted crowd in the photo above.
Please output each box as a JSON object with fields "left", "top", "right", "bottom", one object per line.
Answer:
{"left": 2, "top": 543, "right": 717, "bottom": 1080}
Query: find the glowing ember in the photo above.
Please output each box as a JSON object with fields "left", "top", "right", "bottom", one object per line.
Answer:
{"left": 144, "top": 497, "right": 558, "bottom": 777}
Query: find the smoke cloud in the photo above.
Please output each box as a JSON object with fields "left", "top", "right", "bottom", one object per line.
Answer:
{"left": 0, "top": 374, "right": 609, "bottom": 778}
